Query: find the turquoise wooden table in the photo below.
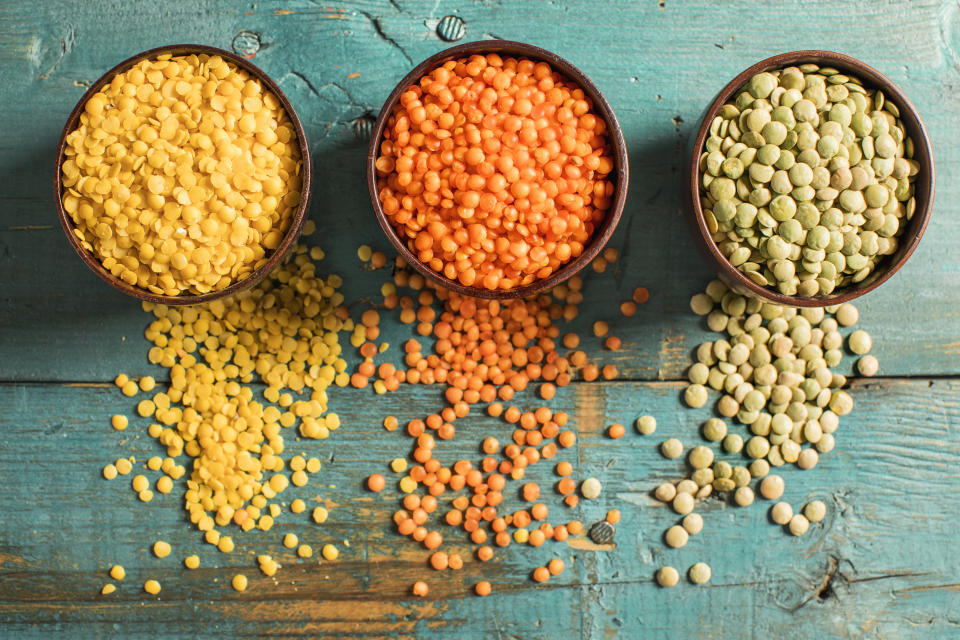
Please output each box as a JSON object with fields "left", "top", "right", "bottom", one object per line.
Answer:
{"left": 2, "top": 1, "right": 960, "bottom": 637}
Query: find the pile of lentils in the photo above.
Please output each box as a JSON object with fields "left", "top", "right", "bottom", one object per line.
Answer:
{"left": 353, "top": 248, "right": 643, "bottom": 596}
{"left": 698, "top": 63, "right": 920, "bottom": 296}
{"left": 374, "top": 54, "right": 616, "bottom": 291}
{"left": 99, "top": 226, "right": 352, "bottom": 595}
{"left": 646, "top": 279, "right": 877, "bottom": 586}
{"left": 61, "top": 53, "right": 304, "bottom": 296}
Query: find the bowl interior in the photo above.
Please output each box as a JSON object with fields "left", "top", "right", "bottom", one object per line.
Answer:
{"left": 55, "top": 44, "right": 312, "bottom": 306}
{"left": 689, "top": 50, "right": 935, "bottom": 307}
{"left": 367, "top": 39, "right": 629, "bottom": 300}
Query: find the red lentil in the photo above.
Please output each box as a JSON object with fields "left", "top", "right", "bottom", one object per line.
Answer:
{"left": 375, "top": 55, "right": 615, "bottom": 291}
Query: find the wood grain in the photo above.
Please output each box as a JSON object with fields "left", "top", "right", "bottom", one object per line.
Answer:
{"left": 2, "top": 1, "right": 960, "bottom": 638}
{"left": 1, "top": 379, "right": 959, "bottom": 637}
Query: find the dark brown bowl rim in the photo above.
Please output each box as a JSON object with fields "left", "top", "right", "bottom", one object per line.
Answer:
{"left": 366, "top": 39, "right": 629, "bottom": 300}
{"left": 689, "top": 50, "right": 936, "bottom": 307}
{"left": 54, "top": 43, "right": 312, "bottom": 306}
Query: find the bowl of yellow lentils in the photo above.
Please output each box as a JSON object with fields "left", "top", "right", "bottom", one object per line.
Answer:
{"left": 55, "top": 44, "right": 311, "bottom": 305}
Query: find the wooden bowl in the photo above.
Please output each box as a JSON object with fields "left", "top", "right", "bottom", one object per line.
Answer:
{"left": 366, "top": 40, "right": 629, "bottom": 300}
{"left": 688, "top": 51, "right": 935, "bottom": 307}
{"left": 54, "top": 44, "right": 312, "bottom": 306}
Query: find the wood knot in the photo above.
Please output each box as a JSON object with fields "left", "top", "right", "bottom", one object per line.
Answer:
{"left": 437, "top": 15, "right": 466, "bottom": 42}
{"left": 232, "top": 30, "right": 261, "bottom": 58}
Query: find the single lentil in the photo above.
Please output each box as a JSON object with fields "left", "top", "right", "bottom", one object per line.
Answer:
{"left": 688, "top": 563, "right": 711, "bottom": 585}
{"left": 656, "top": 566, "right": 679, "bottom": 588}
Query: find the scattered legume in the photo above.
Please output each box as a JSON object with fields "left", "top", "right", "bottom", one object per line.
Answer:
{"left": 688, "top": 562, "right": 711, "bottom": 585}
{"left": 656, "top": 566, "right": 679, "bottom": 588}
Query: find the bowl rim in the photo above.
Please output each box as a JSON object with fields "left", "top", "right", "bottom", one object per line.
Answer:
{"left": 366, "top": 39, "right": 629, "bottom": 300}
{"left": 54, "top": 43, "right": 312, "bottom": 306}
{"left": 688, "top": 49, "right": 936, "bottom": 307}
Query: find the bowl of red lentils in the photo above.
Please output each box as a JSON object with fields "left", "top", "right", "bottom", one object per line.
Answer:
{"left": 368, "top": 40, "right": 628, "bottom": 299}
{"left": 55, "top": 44, "right": 311, "bottom": 306}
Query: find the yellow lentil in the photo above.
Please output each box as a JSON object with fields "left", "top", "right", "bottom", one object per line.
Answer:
{"left": 312, "top": 506, "right": 329, "bottom": 524}
{"left": 184, "top": 555, "right": 200, "bottom": 569}
{"left": 290, "top": 499, "right": 306, "bottom": 514}
{"left": 100, "top": 584, "right": 116, "bottom": 595}
{"left": 144, "top": 579, "right": 161, "bottom": 595}
{"left": 297, "top": 544, "right": 313, "bottom": 558}
{"left": 139, "top": 376, "right": 156, "bottom": 392}
{"left": 283, "top": 533, "right": 299, "bottom": 548}
{"left": 218, "top": 536, "right": 235, "bottom": 553}
{"left": 121, "top": 381, "right": 139, "bottom": 397}
{"left": 111, "top": 414, "right": 128, "bottom": 431}
{"left": 147, "top": 456, "right": 163, "bottom": 471}
{"left": 132, "top": 475, "right": 149, "bottom": 492}
{"left": 109, "top": 565, "right": 126, "bottom": 580}
{"left": 129, "top": 247, "right": 350, "bottom": 546}
{"left": 232, "top": 574, "right": 248, "bottom": 592}
{"left": 318, "top": 543, "right": 339, "bottom": 561}
{"left": 114, "top": 374, "right": 129, "bottom": 388}
{"left": 136, "top": 400, "right": 155, "bottom": 417}
{"left": 153, "top": 541, "right": 171, "bottom": 558}
{"left": 155, "top": 475, "right": 173, "bottom": 494}
{"left": 357, "top": 245, "right": 373, "bottom": 262}
{"left": 390, "top": 458, "right": 408, "bottom": 473}
{"left": 102, "top": 464, "right": 118, "bottom": 480}
{"left": 61, "top": 53, "right": 304, "bottom": 297}
{"left": 115, "top": 458, "right": 133, "bottom": 475}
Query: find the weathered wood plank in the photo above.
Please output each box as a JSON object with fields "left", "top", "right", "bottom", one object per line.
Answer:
{"left": 1, "top": 378, "right": 958, "bottom": 637}
{"left": 1, "top": 0, "right": 959, "bottom": 382}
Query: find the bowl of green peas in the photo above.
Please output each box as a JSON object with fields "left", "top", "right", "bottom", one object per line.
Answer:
{"left": 688, "top": 50, "right": 935, "bottom": 307}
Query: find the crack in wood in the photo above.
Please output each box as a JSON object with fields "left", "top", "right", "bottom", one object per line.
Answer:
{"left": 358, "top": 10, "right": 413, "bottom": 65}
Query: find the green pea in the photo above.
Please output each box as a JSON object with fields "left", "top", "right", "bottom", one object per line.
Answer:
{"left": 688, "top": 445, "right": 715, "bottom": 470}
{"left": 793, "top": 99, "right": 817, "bottom": 123}
{"left": 722, "top": 433, "right": 744, "bottom": 453}
{"left": 848, "top": 329, "right": 872, "bottom": 355}
{"left": 817, "top": 135, "right": 840, "bottom": 159}
{"left": 788, "top": 163, "right": 813, "bottom": 187}
{"left": 702, "top": 418, "right": 727, "bottom": 442}
{"left": 769, "top": 195, "right": 797, "bottom": 221}
{"left": 748, "top": 72, "right": 778, "bottom": 99}
{"left": 684, "top": 384, "right": 709, "bottom": 408}
{"left": 756, "top": 143, "right": 782, "bottom": 166}
{"left": 732, "top": 465, "right": 752, "bottom": 487}
{"left": 791, "top": 185, "right": 816, "bottom": 202}
{"left": 805, "top": 225, "right": 830, "bottom": 250}
{"left": 761, "top": 122, "right": 788, "bottom": 147}
{"left": 749, "top": 163, "right": 775, "bottom": 183}
{"left": 782, "top": 129, "right": 798, "bottom": 150}
{"left": 778, "top": 219, "right": 803, "bottom": 243}
{"left": 721, "top": 157, "right": 745, "bottom": 179}
{"left": 709, "top": 177, "right": 737, "bottom": 201}
{"left": 874, "top": 132, "right": 896, "bottom": 158}
{"left": 745, "top": 436, "right": 771, "bottom": 459}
